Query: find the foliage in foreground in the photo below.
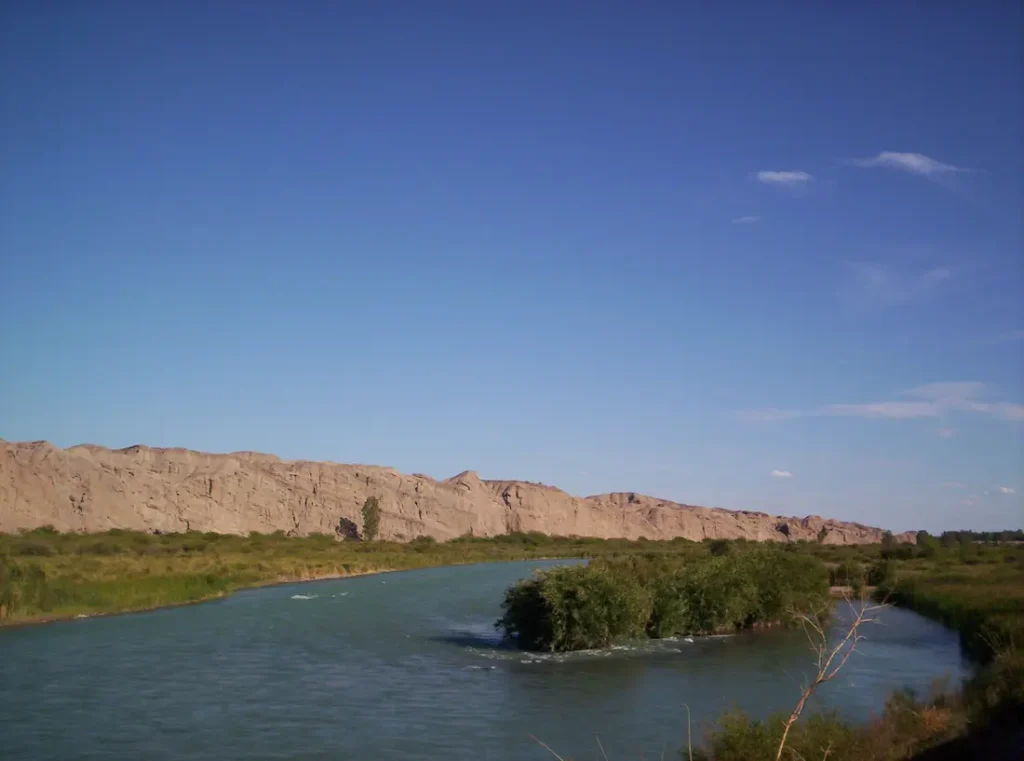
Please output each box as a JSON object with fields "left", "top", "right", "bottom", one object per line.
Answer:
{"left": 692, "top": 690, "right": 967, "bottom": 761}
{"left": 497, "top": 548, "right": 831, "bottom": 651}
{"left": 690, "top": 648, "right": 1023, "bottom": 761}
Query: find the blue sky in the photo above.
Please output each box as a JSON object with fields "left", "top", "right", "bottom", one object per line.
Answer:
{"left": 1, "top": 2, "right": 1021, "bottom": 533}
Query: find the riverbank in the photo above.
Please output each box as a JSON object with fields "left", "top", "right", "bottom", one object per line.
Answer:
{"left": 0, "top": 566, "right": 402, "bottom": 628}
{"left": 2, "top": 529, "right": 688, "bottom": 626}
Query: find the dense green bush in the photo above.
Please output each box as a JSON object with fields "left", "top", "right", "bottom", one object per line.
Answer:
{"left": 497, "top": 564, "right": 653, "bottom": 651}
{"left": 497, "top": 548, "right": 830, "bottom": 650}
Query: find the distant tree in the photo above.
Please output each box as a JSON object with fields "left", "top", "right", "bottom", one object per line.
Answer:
{"left": 916, "top": 530, "right": 940, "bottom": 557}
{"left": 361, "top": 497, "right": 381, "bottom": 542}
{"left": 880, "top": 531, "right": 896, "bottom": 550}
{"left": 817, "top": 527, "right": 829, "bottom": 544}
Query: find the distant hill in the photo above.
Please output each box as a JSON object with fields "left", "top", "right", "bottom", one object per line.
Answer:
{"left": 0, "top": 440, "right": 916, "bottom": 545}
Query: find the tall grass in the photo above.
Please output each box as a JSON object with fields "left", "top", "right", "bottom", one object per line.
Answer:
{"left": 874, "top": 549, "right": 1024, "bottom": 662}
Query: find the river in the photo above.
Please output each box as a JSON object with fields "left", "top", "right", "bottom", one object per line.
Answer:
{"left": 0, "top": 559, "right": 970, "bottom": 760}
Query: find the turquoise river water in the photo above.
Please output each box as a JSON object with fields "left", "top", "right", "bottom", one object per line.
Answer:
{"left": 0, "top": 559, "right": 970, "bottom": 760}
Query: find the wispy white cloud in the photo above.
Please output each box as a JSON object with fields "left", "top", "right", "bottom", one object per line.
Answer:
{"left": 732, "top": 215, "right": 763, "bottom": 224}
{"left": 822, "top": 401, "right": 940, "bottom": 419}
{"left": 952, "top": 401, "right": 1024, "bottom": 422}
{"left": 993, "top": 329, "right": 1024, "bottom": 344}
{"left": 844, "top": 262, "right": 953, "bottom": 310}
{"left": 846, "top": 151, "right": 970, "bottom": 180}
{"left": 937, "top": 428, "right": 956, "bottom": 439}
{"left": 756, "top": 170, "right": 813, "bottom": 186}
{"left": 962, "top": 495, "right": 979, "bottom": 507}
{"left": 736, "top": 408, "right": 806, "bottom": 422}
{"left": 910, "top": 382, "right": 988, "bottom": 401}
{"left": 770, "top": 470, "right": 793, "bottom": 478}
{"left": 742, "top": 382, "right": 1024, "bottom": 424}
{"left": 998, "top": 486, "right": 1017, "bottom": 495}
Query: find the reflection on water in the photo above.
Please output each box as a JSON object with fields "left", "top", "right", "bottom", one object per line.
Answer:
{"left": 0, "top": 560, "right": 970, "bottom": 761}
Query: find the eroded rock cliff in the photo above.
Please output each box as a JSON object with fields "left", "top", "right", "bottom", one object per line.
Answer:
{"left": 0, "top": 441, "right": 914, "bottom": 544}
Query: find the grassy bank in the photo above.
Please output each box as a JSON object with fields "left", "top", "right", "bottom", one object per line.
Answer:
{"left": 0, "top": 528, "right": 707, "bottom": 625}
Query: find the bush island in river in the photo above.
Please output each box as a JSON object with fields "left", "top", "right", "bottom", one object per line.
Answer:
{"left": 497, "top": 547, "right": 831, "bottom": 651}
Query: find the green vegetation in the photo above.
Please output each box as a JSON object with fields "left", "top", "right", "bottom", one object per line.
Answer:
{"left": 360, "top": 496, "right": 381, "bottom": 541}
{"left": 497, "top": 547, "right": 831, "bottom": 651}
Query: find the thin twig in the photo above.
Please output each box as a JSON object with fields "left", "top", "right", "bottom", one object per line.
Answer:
{"left": 596, "top": 736, "right": 609, "bottom": 761}
{"left": 529, "top": 735, "right": 567, "bottom": 761}
{"left": 682, "top": 703, "right": 693, "bottom": 761}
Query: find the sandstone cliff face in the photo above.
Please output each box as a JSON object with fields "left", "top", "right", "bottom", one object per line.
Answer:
{"left": 0, "top": 441, "right": 915, "bottom": 545}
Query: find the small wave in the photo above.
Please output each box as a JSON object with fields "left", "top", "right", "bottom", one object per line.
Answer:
{"left": 464, "top": 634, "right": 726, "bottom": 663}
{"left": 462, "top": 665, "right": 496, "bottom": 671}
{"left": 290, "top": 594, "right": 318, "bottom": 600}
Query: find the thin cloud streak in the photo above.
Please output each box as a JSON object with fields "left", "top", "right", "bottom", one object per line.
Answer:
{"left": 823, "top": 401, "right": 940, "bottom": 419}
{"left": 756, "top": 170, "right": 813, "bottom": 186}
{"left": 741, "top": 382, "right": 1024, "bottom": 423}
{"left": 732, "top": 215, "right": 763, "bottom": 224}
{"left": 770, "top": 470, "right": 793, "bottom": 478}
{"left": 846, "top": 151, "right": 970, "bottom": 179}
{"left": 844, "top": 263, "right": 953, "bottom": 311}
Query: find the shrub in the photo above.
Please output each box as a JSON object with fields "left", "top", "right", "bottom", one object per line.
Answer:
{"left": 647, "top": 569, "right": 692, "bottom": 637}
{"left": 0, "top": 558, "right": 49, "bottom": 619}
{"left": 14, "top": 542, "right": 53, "bottom": 557}
{"left": 708, "top": 539, "right": 732, "bottom": 557}
{"left": 497, "top": 564, "right": 652, "bottom": 651}
{"left": 498, "top": 549, "right": 830, "bottom": 649}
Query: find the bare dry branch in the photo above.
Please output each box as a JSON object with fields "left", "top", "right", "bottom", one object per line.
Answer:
{"left": 529, "top": 735, "right": 567, "bottom": 761}
{"left": 774, "top": 597, "right": 889, "bottom": 761}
